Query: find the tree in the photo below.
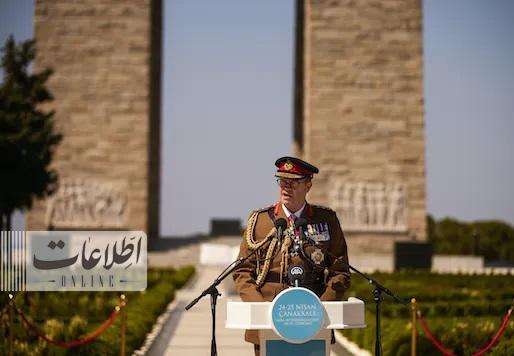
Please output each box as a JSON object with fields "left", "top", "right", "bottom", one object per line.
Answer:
{"left": 0, "top": 35, "right": 62, "bottom": 230}
{"left": 427, "top": 214, "right": 514, "bottom": 263}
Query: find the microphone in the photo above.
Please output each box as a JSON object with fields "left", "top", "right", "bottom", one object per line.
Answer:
{"left": 294, "top": 217, "right": 308, "bottom": 240}
{"left": 274, "top": 218, "right": 288, "bottom": 247}
{"left": 287, "top": 264, "right": 305, "bottom": 287}
{"left": 293, "top": 217, "right": 314, "bottom": 266}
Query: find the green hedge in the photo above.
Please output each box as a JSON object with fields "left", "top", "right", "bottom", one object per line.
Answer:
{"left": 0, "top": 266, "right": 195, "bottom": 355}
{"left": 343, "top": 314, "right": 514, "bottom": 356}
{"left": 343, "top": 271, "right": 514, "bottom": 355}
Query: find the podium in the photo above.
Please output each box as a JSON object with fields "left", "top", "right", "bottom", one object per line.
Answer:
{"left": 226, "top": 287, "right": 366, "bottom": 356}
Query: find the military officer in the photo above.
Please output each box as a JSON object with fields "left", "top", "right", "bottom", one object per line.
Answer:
{"left": 232, "top": 156, "right": 351, "bottom": 354}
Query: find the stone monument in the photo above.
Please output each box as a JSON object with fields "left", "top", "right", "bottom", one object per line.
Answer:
{"left": 26, "top": 0, "right": 425, "bottom": 251}
{"left": 294, "top": 0, "right": 426, "bottom": 254}
{"left": 26, "top": 0, "right": 162, "bottom": 238}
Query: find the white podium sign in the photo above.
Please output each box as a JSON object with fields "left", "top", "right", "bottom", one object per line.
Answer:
{"left": 226, "top": 294, "right": 366, "bottom": 356}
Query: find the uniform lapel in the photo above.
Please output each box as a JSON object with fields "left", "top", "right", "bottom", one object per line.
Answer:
{"left": 273, "top": 202, "right": 288, "bottom": 221}
{"left": 300, "top": 201, "right": 314, "bottom": 219}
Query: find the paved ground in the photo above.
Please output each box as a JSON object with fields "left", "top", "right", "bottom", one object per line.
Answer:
{"left": 148, "top": 236, "right": 241, "bottom": 268}
{"left": 146, "top": 266, "right": 254, "bottom": 356}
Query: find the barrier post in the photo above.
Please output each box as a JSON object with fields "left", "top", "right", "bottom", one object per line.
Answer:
{"left": 8, "top": 294, "right": 14, "bottom": 356}
{"left": 120, "top": 294, "right": 127, "bottom": 356}
{"left": 411, "top": 298, "right": 417, "bottom": 356}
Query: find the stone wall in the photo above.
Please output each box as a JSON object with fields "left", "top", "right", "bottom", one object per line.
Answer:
{"left": 295, "top": 0, "right": 426, "bottom": 252}
{"left": 27, "top": 0, "right": 161, "bottom": 237}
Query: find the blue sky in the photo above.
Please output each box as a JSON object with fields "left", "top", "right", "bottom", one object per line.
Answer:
{"left": 1, "top": 0, "right": 513, "bottom": 235}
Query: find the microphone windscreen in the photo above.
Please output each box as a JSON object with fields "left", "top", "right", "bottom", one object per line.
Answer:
{"left": 295, "top": 217, "right": 308, "bottom": 229}
{"left": 287, "top": 264, "right": 305, "bottom": 285}
{"left": 274, "top": 218, "right": 288, "bottom": 230}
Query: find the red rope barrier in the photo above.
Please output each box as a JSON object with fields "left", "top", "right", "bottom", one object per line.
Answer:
{"left": 470, "top": 308, "right": 512, "bottom": 356}
{"left": 12, "top": 302, "right": 120, "bottom": 348}
{"left": 417, "top": 308, "right": 513, "bottom": 356}
{"left": 417, "top": 311, "right": 456, "bottom": 356}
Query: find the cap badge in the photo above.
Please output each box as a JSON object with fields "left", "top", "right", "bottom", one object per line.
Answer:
{"left": 284, "top": 161, "right": 293, "bottom": 171}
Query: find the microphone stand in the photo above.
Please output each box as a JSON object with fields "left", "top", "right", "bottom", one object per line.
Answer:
{"left": 184, "top": 233, "right": 276, "bottom": 356}
{"left": 349, "top": 265, "right": 408, "bottom": 356}
{"left": 293, "top": 217, "right": 408, "bottom": 355}
{"left": 293, "top": 218, "right": 407, "bottom": 355}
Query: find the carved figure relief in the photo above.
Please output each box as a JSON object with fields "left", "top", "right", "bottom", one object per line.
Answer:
{"left": 329, "top": 181, "right": 407, "bottom": 232}
{"left": 45, "top": 178, "right": 128, "bottom": 228}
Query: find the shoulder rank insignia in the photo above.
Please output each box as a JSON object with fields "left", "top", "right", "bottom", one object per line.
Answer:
{"left": 251, "top": 205, "right": 273, "bottom": 215}
{"left": 311, "top": 204, "right": 334, "bottom": 212}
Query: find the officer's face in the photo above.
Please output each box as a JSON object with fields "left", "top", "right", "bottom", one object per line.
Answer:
{"left": 278, "top": 178, "right": 312, "bottom": 211}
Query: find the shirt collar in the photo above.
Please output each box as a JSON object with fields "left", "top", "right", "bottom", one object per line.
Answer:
{"left": 282, "top": 202, "right": 306, "bottom": 219}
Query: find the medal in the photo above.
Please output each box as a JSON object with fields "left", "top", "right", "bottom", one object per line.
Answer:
{"left": 310, "top": 248, "right": 324, "bottom": 265}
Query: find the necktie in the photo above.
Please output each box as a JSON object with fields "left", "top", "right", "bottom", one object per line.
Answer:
{"left": 288, "top": 214, "right": 299, "bottom": 236}
{"left": 287, "top": 214, "right": 296, "bottom": 227}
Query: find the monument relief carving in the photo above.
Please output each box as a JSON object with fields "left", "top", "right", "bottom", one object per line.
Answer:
{"left": 329, "top": 181, "right": 407, "bottom": 232}
{"left": 46, "top": 178, "right": 128, "bottom": 229}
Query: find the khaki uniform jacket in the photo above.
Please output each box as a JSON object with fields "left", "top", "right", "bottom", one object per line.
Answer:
{"left": 232, "top": 202, "right": 351, "bottom": 344}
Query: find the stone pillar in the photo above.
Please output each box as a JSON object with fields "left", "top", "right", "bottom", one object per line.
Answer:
{"left": 27, "top": 0, "right": 161, "bottom": 238}
{"left": 295, "top": 0, "right": 426, "bottom": 253}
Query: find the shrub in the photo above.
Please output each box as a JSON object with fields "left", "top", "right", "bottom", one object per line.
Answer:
{"left": 0, "top": 266, "right": 195, "bottom": 355}
{"left": 343, "top": 271, "right": 514, "bottom": 355}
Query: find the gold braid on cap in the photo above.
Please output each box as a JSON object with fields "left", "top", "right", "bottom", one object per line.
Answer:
{"left": 245, "top": 210, "right": 278, "bottom": 287}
